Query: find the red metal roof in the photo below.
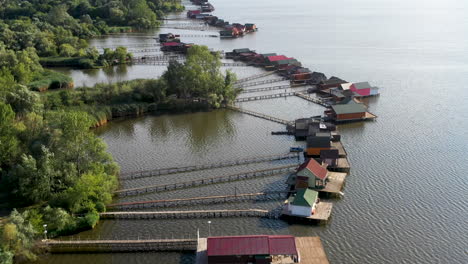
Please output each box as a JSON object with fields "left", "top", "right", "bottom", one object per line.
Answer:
{"left": 207, "top": 235, "right": 297, "bottom": 256}
{"left": 162, "top": 42, "right": 181, "bottom": 47}
{"left": 267, "top": 55, "right": 289, "bottom": 62}
{"left": 297, "top": 158, "right": 328, "bottom": 180}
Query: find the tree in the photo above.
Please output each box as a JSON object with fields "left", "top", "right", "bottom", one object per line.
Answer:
{"left": 0, "top": 102, "right": 19, "bottom": 167}
{"left": 59, "top": 43, "right": 76, "bottom": 57}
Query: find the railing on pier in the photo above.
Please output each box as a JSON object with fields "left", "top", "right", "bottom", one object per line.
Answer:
{"left": 294, "top": 92, "right": 331, "bottom": 107}
{"left": 93, "top": 43, "right": 160, "bottom": 49}
{"left": 226, "top": 105, "right": 293, "bottom": 125}
{"left": 234, "top": 77, "right": 288, "bottom": 88}
{"left": 45, "top": 239, "right": 197, "bottom": 253}
{"left": 114, "top": 165, "right": 297, "bottom": 197}
{"left": 107, "top": 191, "right": 292, "bottom": 210}
{"left": 132, "top": 54, "right": 186, "bottom": 62}
{"left": 131, "top": 60, "right": 248, "bottom": 67}
{"left": 120, "top": 153, "right": 299, "bottom": 180}
{"left": 100, "top": 209, "right": 278, "bottom": 220}
{"left": 234, "top": 92, "right": 299, "bottom": 102}
{"left": 235, "top": 71, "right": 278, "bottom": 84}
{"left": 240, "top": 84, "right": 306, "bottom": 94}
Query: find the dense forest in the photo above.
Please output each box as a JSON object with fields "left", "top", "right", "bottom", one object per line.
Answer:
{"left": 0, "top": 0, "right": 184, "bottom": 91}
{"left": 0, "top": 1, "right": 241, "bottom": 263}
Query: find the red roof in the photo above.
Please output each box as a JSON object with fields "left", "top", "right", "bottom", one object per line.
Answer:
{"left": 162, "top": 42, "right": 181, "bottom": 47}
{"left": 207, "top": 235, "right": 297, "bottom": 256}
{"left": 267, "top": 55, "right": 289, "bottom": 62}
{"left": 297, "top": 159, "right": 328, "bottom": 180}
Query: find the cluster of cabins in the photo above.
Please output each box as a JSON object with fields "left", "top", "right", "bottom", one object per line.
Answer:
{"left": 187, "top": 1, "right": 258, "bottom": 38}
{"left": 225, "top": 48, "right": 324, "bottom": 84}
{"left": 158, "top": 33, "right": 193, "bottom": 53}
{"left": 281, "top": 117, "right": 349, "bottom": 220}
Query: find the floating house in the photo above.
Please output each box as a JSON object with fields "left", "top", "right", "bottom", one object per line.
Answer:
{"left": 306, "top": 135, "right": 331, "bottom": 157}
{"left": 158, "top": 33, "right": 180, "bottom": 43}
{"left": 220, "top": 26, "right": 240, "bottom": 38}
{"left": 207, "top": 235, "right": 298, "bottom": 264}
{"left": 160, "top": 42, "right": 192, "bottom": 53}
{"left": 318, "top": 76, "right": 347, "bottom": 90}
{"left": 186, "top": 10, "right": 201, "bottom": 18}
{"left": 325, "top": 99, "right": 375, "bottom": 122}
{"left": 347, "top": 82, "right": 379, "bottom": 97}
{"left": 201, "top": 2, "right": 215, "bottom": 12}
{"left": 245, "top": 23, "right": 258, "bottom": 32}
{"left": 289, "top": 158, "right": 329, "bottom": 190}
{"left": 309, "top": 72, "right": 328, "bottom": 85}
{"left": 283, "top": 188, "right": 320, "bottom": 218}
{"left": 320, "top": 149, "right": 340, "bottom": 167}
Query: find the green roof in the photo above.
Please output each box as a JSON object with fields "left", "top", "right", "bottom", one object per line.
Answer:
{"left": 331, "top": 100, "right": 366, "bottom": 114}
{"left": 291, "top": 189, "right": 318, "bottom": 207}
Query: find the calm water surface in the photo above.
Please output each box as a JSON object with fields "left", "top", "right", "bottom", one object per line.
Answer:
{"left": 43, "top": 0, "right": 468, "bottom": 263}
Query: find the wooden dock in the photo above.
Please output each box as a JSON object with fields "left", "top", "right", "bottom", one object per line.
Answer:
{"left": 235, "top": 92, "right": 299, "bottom": 103}
{"left": 44, "top": 239, "right": 197, "bottom": 253}
{"left": 331, "top": 141, "right": 348, "bottom": 157}
{"left": 226, "top": 105, "right": 293, "bottom": 125}
{"left": 235, "top": 71, "right": 278, "bottom": 83}
{"left": 100, "top": 209, "right": 275, "bottom": 220}
{"left": 318, "top": 172, "right": 347, "bottom": 195}
{"left": 132, "top": 60, "right": 249, "bottom": 67}
{"left": 114, "top": 165, "right": 297, "bottom": 197}
{"left": 108, "top": 191, "right": 291, "bottom": 210}
{"left": 295, "top": 237, "right": 330, "bottom": 264}
{"left": 234, "top": 77, "right": 287, "bottom": 88}
{"left": 294, "top": 93, "right": 331, "bottom": 107}
{"left": 240, "top": 84, "right": 306, "bottom": 94}
{"left": 120, "top": 153, "right": 299, "bottom": 180}
{"left": 328, "top": 157, "right": 351, "bottom": 173}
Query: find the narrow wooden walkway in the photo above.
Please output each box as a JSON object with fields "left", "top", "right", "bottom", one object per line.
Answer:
{"left": 240, "top": 84, "right": 305, "bottom": 94}
{"left": 93, "top": 43, "right": 159, "bottom": 49}
{"left": 120, "top": 153, "right": 299, "bottom": 180}
{"left": 295, "top": 93, "right": 331, "bottom": 107}
{"left": 234, "top": 77, "right": 288, "bottom": 88}
{"left": 45, "top": 239, "right": 197, "bottom": 253}
{"left": 115, "top": 165, "right": 297, "bottom": 197}
{"left": 132, "top": 60, "right": 248, "bottom": 67}
{"left": 235, "top": 71, "right": 278, "bottom": 83}
{"left": 100, "top": 209, "right": 276, "bottom": 220}
{"left": 107, "top": 191, "right": 292, "bottom": 210}
{"left": 235, "top": 92, "right": 298, "bottom": 102}
{"left": 226, "top": 105, "right": 293, "bottom": 125}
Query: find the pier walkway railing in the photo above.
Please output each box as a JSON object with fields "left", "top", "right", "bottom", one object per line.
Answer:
{"left": 226, "top": 105, "right": 293, "bottom": 125}
{"left": 107, "top": 191, "right": 292, "bottom": 210}
{"left": 44, "top": 239, "right": 197, "bottom": 253}
{"left": 235, "top": 71, "right": 278, "bottom": 83}
{"left": 100, "top": 209, "right": 278, "bottom": 220}
{"left": 131, "top": 60, "right": 249, "bottom": 67}
{"left": 120, "top": 153, "right": 299, "bottom": 180}
{"left": 240, "top": 84, "right": 306, "bottom": 94}
{"left": 234, "top": 77, "right": 288, "bottom": 88}
{"left": 114, "top": 165, "right": 297, "bottom": 197}
{"left": 294, "top": 92, "right": 331, "bottom": 107}
{"left": 234, "top": 91, "right": 298, "bottom": 102}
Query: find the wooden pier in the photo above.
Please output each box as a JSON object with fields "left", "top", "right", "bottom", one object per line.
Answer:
{"left": 100, "top": 209, "right": 275, "bottom": 220}
{"left": 295, "top": 237, "right": 330, "bottom": 264}
{"left": 318, "top": 172, "right": 347, "bottom": 195}
{"left": 331, "top": 141, "right": 348, "bottom": 157}
{"left": 107, "top": 191, "right": 292, "bottom": 210}
{"left": 295, "top": 93, "right": 331, "bottom": 107}
{"left": 93, "top": 43, "right": 159, "bottom": 49}
{"left": 234, "top": 77, "right": 287, "bottom": 88}
{"left": 328, "top": 157, "right": 351, "bottom": 173}
{"left": 120, "top": 153, "right": 300, "bottom": 180}
{"left": 235, "top": 71, "right": 278, "bottom": 83}
{"left": 240, "top": 84, "right": 305, "bottom": 94}
{"left": 114, "top": 165, "right": 297, "bottom": 197}
{"left": 234, "top": 92, "right": 298, "bottom": 103}
{"left": 45, "top": 239, "right": 197, "bottom": 253}
{"left": 226, "top": 105, "right": 293, "bottom": 125}
{"left": 132, "top": 60, "right": 249, "bottom": 67}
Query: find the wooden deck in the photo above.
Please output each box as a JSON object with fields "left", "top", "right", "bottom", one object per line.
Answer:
{"left": 294, "top": 93, "right": 331, "bottom": 107}
{"left": 234, "top": 92, "right": 299, "bottom": 102}
{"left": 308, "top": 202, "right": 333, "bottom": 221}
{"left": 295, "top": 237, "right": 330, "bottom": 264}
{"left": 234, "top": 77, "right": 287, "bottom": 88}
{"left": 328, "top": 157, "right": 351, "bottom": 173}
{"left": 331, "top": 141, "right": 348, "bottom": 157}
{"left": 364, "top": 111, "right": 377, "bottom": 120}
{"left": 319, "top": 172, "right": 347, "bottom": 195}
{"left": 240, "top": 84, "right": 304, "bottom": 94}
{"left": 100, "top": 209, "right": 274, "bottom": 220}
{"left": 195, "top": 238, "right": 207, "bottom": 264}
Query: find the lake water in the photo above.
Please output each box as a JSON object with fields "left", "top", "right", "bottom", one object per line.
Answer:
{"left": 43, "top": 0, "right": 468, "bottom": 263}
